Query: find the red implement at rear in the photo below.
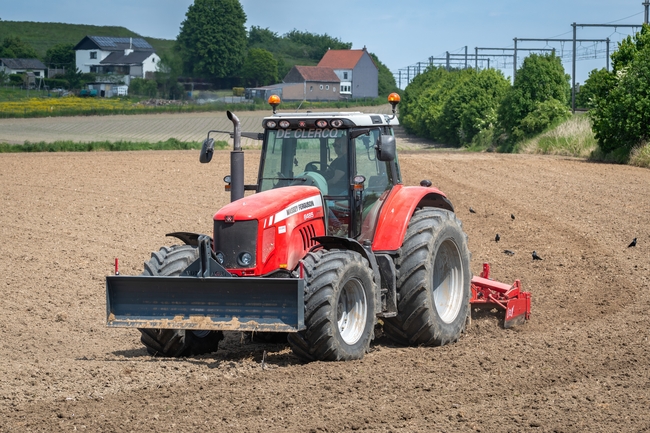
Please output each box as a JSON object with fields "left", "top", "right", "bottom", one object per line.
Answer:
{"left": 470, "top": 263, "right": 531, "bottom": 328}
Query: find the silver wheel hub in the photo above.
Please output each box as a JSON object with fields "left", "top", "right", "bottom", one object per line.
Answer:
{"left": 432, "top": 239, "right": 464, "bottom": 324}
{"left": 337, "top": 277, "right": 367, "bottom": 345}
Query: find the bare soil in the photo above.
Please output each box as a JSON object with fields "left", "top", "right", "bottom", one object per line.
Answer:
{"left": 1, "top": 148, "right": 649, "bottom": 432}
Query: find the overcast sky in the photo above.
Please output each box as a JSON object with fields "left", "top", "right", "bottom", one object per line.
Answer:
{"left": 2, "top": 0, "right": 647, "bottom": 85}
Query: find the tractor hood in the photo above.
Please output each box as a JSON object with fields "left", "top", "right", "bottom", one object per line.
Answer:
{"left": 214, "top": 186, "right": 324, "bottom": 223}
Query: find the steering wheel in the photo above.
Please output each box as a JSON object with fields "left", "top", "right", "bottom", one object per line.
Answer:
{"left": 304, "top": 161, "right": 321, "bottom": 173}
{"left": 290, "top": 171, "right": 328, "bottom": 195}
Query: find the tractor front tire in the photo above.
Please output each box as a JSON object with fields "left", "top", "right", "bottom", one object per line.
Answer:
{"left": 138, "top": 245, "right": 224, "bottom": 357}
{"left": 288, "top": 250, "right": 377, "bottom": 362}
{"left": 383, "top": 208, "right": 471, "bottom": 347}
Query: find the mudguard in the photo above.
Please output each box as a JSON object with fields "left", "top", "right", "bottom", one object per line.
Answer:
{"left": 371, "top": 184, "right": 454, "bottom": 252}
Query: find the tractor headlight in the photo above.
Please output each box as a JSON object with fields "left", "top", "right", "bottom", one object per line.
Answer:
{"left": 215, "top": 251, "right": 225, "bottom": 265}
{"left": 238, "top": 251, "right": 253, "bottom": 267}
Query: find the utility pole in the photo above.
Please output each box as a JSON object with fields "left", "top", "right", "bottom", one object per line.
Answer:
{"left": 446, "top": 52, "right": 450, "bottom": 71}
{"left": 645, "top": 0, "right": 650, "bottom": 24}
{"left": 572, "top": 23, "right": 577, "bottom": 113}
{"left": 513, "top": 38, "right": 518, "bottom": 80}
{"left": 464, "top": 46, "right": 468, "bottom": 69}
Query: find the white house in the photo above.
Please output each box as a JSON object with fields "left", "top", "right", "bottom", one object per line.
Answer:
{"left": 0, "top": 58, "right": 47, "bottom": 77}
{"left": 74, "top": 36, "right": 160, "bottom": 87}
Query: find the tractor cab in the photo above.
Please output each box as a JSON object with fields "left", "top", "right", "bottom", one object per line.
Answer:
{"left": 257, "top": 95, "right": 402, "bottom": 242}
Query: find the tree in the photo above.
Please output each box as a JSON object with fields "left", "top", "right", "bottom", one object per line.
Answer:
{"left": 155, "top": 51, "right": 184, "bottom": 99}
{"left": 0, "top": 36, "right": 39, "bottom": 59}
{"left": 590, "top": 25, "right": 650, "bottom": 154}
{"left": 575, "top": 68, "right": 616, "bottom": 109}
{"left": 44, "top": 43, "right": 75, "bottom": 69}
{"left": 241, "top": 48, "right": 278, "bottom": 87}
{"left": 284, "top": 30, "right": 351, "bottom": 61}
{"left": 496, "top": 53, "right": 570, "bottom": 149}
{"left": 439, "top": 68, "right": 510, "bottom": 146}
{"left": 176, "top": 0, "right": 247, "bottom": 79}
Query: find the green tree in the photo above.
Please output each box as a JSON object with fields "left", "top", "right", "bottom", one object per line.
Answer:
{"left": 440, "top": 68, "right": 510, "bottom": 146}
{"left": 176, "top": 0, "right": 247, "bottom": 79}
{"left": 0, "top": 36, "right": 39, "bottom": 59}
{"left": 64, "top": 67, "right": 83, "bottom": 90}
{"left": 497, "top": 53, "right": 570, "bottom": 149}
{"left": 590, "top": 25, "right": 650, "bottom": 154}
{"left": 248, "top": 26, "right": 279, "bottom": 46}
{"left": 44, "top": 43, "right": 75, "bottom": 69}
{"left": 155, "top": 51, "right": 184, "bottom": 99}
{"left": 241, "top": 48, "right": 278, "bottom": 87}
{"left": 284, "top": 30, "right": 351, "bottom": 61}
{"left": 575, "top": 68, "right": 616, "bottom": 109}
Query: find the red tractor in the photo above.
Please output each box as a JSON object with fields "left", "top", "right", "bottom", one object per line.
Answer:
{"left": 106, "top": 94, "right": 529, "bottom": 361}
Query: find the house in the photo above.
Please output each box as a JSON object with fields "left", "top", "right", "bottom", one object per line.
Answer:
{"left": 73, "top": 36, "right": 160, "bottom": 89}
{"left": 317, "top": 47, "right": 378, "bottom": 99}
{"left": 0, "top": 58, "right": 47, "bottom": 77}
{"left": 280, "top": 65, "right": 341, "bottom": 101}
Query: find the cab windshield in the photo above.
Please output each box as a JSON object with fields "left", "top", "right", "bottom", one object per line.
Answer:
{"left": 259, "top": 128, "right": 348, "bottom": 198}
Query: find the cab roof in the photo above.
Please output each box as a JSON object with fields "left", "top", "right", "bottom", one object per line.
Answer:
{"left": 263, "top": 112, "right": 400, "bottom": 127}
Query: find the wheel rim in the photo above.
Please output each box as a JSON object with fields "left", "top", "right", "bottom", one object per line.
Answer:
{"left": 337, "top": 277, "right": 368, "bottom": 345}
{"left": 432, "top": 239, "right": 464, "bottom": 324}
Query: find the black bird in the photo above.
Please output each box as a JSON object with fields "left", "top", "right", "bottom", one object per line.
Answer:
{"left": 469, "top": 207, "right": 476, "bottom": 214}
{"left": 532, "top": 251, "right": 542, "bottom": 261}
{"left": 511, "top": 213, "right": 515, "bottom": 220}
{"left": 504, "top": 249, "right": 515, "bottom": 256}
{"left": 628, "top": 237, "right": 637, "bottom": 248}
{"left": 495, "top": 233, "right": 500, "bottom": 242}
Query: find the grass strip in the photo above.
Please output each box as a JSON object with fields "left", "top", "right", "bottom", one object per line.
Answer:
{"left": 0, "top": 138, "right": 229, "bottom": 153}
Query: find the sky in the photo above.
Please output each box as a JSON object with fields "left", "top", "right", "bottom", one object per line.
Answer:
{"left": 2, "top": 0, "right": 648, "bottom": 86}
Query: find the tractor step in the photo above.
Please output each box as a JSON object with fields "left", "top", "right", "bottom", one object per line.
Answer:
{"left": 470, "top": 263, "right": 531, "bottom": 328}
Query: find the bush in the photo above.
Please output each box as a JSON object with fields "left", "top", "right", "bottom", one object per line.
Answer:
{"left": 400, "top": 67, "right": 508, "bottom": 146}
{"left": 233, "top": 87, "right": 245, "bottom": 96}
{"left": 517, "top": 98, "right": 571, "bottom": 136}
{"left": 129, "top": 78, "right": 158, "bottom": 97}
{"left": 575, "top": 68, "right": 615, "bottom": 109}
{"left": 44, "top": 78, "right": 68, "bottom": 89}
{"left": 9, "top": 74, "right": 23, "bottom": 85}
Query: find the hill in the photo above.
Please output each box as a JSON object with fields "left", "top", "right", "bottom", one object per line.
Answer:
{"left": 0, "top": 21, "right": 174, "bottom": 59}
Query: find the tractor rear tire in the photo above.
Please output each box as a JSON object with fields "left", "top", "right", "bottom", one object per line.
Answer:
{"left": 138, "top": 245, "right": 224, "bottom": 357}
{"left": 288, "top": 249, "right": 377, "bottom": 362}
{"left": 383, "top": 208, "right": 471, "bottom": 347}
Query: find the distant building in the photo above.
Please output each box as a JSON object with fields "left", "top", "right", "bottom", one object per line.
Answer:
{"left": 281, "top": 65, "right": 341, "bottom": 101}
{"left": 73, "top": 36, "right": 160, "bottom": 89}
{"left": 317, "top": 47, "right": 378, "bottom": 99}
{"left": 0, "top": 58, "right": 47, "bottom": 77}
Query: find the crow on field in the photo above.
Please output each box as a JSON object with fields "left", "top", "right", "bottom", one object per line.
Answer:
{"left": 469, "top": 207, "right": 476, "bottom": 214}
{"left": 532, "top": 251, "right": 542, "bottom": 261}
{"left": 495, "top": 233, "right": 500, "bottom": 242}
{"left": 628, "top": 237, "right": 637, "bottom": 248}
{"left": 511, "top": 213, "right": 515, "bottom": 220}
{"left": 504, "top": 249, "right": 515, "bottom": 256}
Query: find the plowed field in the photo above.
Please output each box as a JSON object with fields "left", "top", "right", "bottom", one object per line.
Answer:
{"left": 1, "top": 116, "right": 649, "bottom": 432}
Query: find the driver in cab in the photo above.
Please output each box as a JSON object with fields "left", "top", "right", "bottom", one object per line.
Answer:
{"left": 326, "top": 136, "right": 348, "bottom": 195}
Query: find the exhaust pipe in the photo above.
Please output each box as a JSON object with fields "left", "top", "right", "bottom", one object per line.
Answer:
{"left": 227, "top": 111, "right": 244, "bottom": 202}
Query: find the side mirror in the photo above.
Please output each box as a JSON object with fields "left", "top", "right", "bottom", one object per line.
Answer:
{"left": 376, "top": 134, "right": 396, "bottom": 161}
{"left": 200, "top": 137, "right": 214, "bottom": 163}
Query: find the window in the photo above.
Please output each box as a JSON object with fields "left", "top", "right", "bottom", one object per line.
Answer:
{"left": 343, "top": 72, "right": 348, "bottom": 79}
{"left": 326, "top": 85, "right": 329, "bottom": 90}
{"left": 333, "top": 87, "right": 337, "bottom": 92}
{"left": 310, "top": 85, "right": 313, "bottom": 92}
{"left": 90, "top": 51, "right": 97, "bottom": 60}
{"left": 320, "top": 84, "right": 323, "bottom": 90}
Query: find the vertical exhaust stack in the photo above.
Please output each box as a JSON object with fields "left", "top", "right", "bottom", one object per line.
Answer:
{"left": 227, "top": 110, "right": 244, "bottom": 202}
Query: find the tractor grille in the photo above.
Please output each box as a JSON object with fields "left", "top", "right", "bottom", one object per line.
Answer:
{"left": 213, "top": 220, "right": 258, "bottom": 268}
{"left": 299, "top": 223, "right": 318, "bottom": 250}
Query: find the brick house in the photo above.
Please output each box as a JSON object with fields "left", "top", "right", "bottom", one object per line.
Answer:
{"left": 280, "top": 65, "right": 341, "bottom": 101}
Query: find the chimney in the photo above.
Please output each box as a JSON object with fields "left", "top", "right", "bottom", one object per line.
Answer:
{"left": 124, "top": 37, "right": 133, "bottom": 55}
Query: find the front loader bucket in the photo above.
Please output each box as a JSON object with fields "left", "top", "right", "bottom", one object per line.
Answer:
{"left": 106, "top": 275, "right": 305, "bottom": 333}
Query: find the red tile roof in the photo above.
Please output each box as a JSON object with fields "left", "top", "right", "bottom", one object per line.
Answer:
{"left": 318, "top": 49, "right": 375, "bottom": 69}
{"left": 289, "top": 66, "right": 340, "bottom": 82}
